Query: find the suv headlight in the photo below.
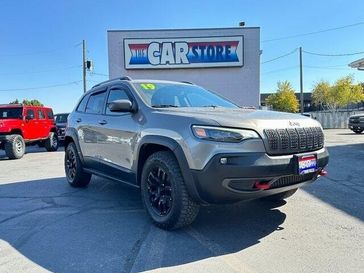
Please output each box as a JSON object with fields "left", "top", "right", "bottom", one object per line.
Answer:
{"left": 192, "top": 125, "right": 259, "bottom": 143}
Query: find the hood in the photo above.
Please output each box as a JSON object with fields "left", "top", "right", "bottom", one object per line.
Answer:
{"left": 155, "top": 107, "right": 321, "bottom": 134}
{"left": 349, "top": 114, "right": 364, "bottom": 118}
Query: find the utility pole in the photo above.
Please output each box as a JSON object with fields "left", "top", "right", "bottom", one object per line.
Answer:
{"left": 299, "top": 46, "right": 304, "bottom": 114}
{"left": 82, "top": 40, "right": 87, "bottom": 93}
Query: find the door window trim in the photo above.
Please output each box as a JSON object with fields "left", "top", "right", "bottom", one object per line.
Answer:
{"left": 26, "top": 109, "right": 35, "bottom": 120}
{"left": 84, "top": 89, "right": 107, "bottom": 115}
{"left": 104, "top": 85, "right": 136, "bottom": 116}
{"left": 37, "top": 109, "right": 46, "bottom": 119}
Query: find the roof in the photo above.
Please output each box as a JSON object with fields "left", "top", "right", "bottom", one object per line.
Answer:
{"left": 0, "top": 104, "right": 22, "bottom": 108}
{"left": 107, "top": 26, "right": 259, "bottom": 32}
{"left": 348, "top": 58, "right": 364, "bottom": 69}
{"left": 0, "top": 104, "right": 51, "bottom": 109}
{"left": 91, "top": 77, "right": 193, "bottom": 89}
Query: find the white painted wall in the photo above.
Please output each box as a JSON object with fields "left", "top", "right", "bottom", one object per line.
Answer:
{"left": 107, "top": 27, "right": 260, "bottom": 107}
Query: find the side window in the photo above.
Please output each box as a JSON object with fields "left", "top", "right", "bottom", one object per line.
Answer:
{"left": 76, "top": 95, "right": 89, "bottom": 112}
{"left": 46, "top": 109, "right": 54, "bottom": 119}
{"left": 27, "top": 109, "right": 35, "bottom": 119}
{"left": 106, "top": 89, "right": 130, "bottom": 115}
{"left": 38, "top": 109, "right": 45, "bottom": 119}
{"left": 85, "top": 91, "right": 106, "bottom": 114}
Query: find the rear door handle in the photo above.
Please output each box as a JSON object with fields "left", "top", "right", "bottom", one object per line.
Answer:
{"left": 76, "top": 118, "right": 82, "bottom": 123}
{"left": 98, "top": 120, "right": 107, "bottom": 125}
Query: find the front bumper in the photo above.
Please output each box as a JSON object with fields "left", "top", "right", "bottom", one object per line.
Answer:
{"left": 189, "top": 148, "right": 329, "bottom": 204}
{"left": 0, "top": 135, "right": 12, "bottom": 147}
{"left": 57, "top": 128, "right": 66, "bottom": 141}
{"left": 349, "top": 122, "right": 364, "bottom": 131}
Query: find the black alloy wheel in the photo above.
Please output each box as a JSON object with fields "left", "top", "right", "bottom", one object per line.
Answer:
{"left": 64, "top": 142, "right": 91, "bottom": 187}
{"left": 141, "top": 151, "right": 200, "bottom": 230}
{"left": 65, "top": 146, "right": 77, "bottom": 181}
{"left": 147, "top": 165, "right": 173, "bottom": 216}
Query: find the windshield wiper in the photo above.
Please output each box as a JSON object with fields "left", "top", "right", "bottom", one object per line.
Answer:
{"left": 152, "top": 104, "right": 179, "bottom": 108}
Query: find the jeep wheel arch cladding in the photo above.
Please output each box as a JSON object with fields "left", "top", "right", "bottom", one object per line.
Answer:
{"left": 136, "top": 136, "right": 205, "bottom": 204}
{"left": 64, "top": 129, "right": 85, "bottom": 165}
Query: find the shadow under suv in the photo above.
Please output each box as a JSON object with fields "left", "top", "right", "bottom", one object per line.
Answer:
{"left": 64, "top": 77, "right": 329, "bottom": 230}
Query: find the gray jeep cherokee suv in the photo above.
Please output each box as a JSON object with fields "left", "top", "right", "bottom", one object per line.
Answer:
{"left": 64, "top": 77, "right": 329, "bottom": 230}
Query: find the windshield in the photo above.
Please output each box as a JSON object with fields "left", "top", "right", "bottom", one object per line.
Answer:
{"left": 55, "top": 114, "right": 69, "bottom": 123}
{"left": 133, "top": 82, "right": 238, "bottom": 108}
{"left": 0, "top": 107, "right": 23, "bottom": 119}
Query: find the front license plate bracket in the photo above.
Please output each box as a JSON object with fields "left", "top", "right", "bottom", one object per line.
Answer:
{"left": 295, "top": 154, "right": 317, "bottom": 175}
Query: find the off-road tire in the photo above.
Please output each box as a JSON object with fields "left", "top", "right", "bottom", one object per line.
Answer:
{"left": 141, "top": 151, "right": 200, "bottom": 230}
{"left": 263, "top": 188, "right": 298, "bottom": 202}
{"left": 5, "top": 134, "right": 25, "bottom": 159}
{"left": 65, "top": 142, "right": 91, "bottom": 187}
{"left": 45, "top": 132, "right": 59, "bottom": 151}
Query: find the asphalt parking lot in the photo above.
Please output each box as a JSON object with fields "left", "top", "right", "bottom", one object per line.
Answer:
{"left": 0, "top": 129, "right": 363, "bottom": 273}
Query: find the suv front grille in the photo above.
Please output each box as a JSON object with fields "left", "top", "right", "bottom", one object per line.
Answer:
{"left": 264, "top": 127, "right": 324, "bottom": 155}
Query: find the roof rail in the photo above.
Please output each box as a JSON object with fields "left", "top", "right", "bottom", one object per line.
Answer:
{"left": 0, "top": 103, "right": 22, "bottom": 107}
{"left": 92, "top": 76, "right": 132, "bottom": 88}
{"left": 180, "top": 81, "right": 194, "bottom": 85}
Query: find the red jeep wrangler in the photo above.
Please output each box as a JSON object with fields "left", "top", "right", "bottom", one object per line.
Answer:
{"left": 0, "top": 104, "right": 59, "bottom": 159}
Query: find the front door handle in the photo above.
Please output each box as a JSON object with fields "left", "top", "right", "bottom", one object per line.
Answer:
{"left": 76, "top": 118, "right": 82, "bottom": 123}
{"left": 98, "top": 120, "right": 107, "bottom": 125}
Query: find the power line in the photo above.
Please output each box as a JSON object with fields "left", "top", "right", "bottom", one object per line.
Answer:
{"left": 261, "top": 48, "right": 298, "bottom": 64}
{"left": 0, "top": 42, "right": 82, "bottom": 57}
{"left": 304, "top": 65, "right": 351, "bottom": 70}
{"left": 90, "top": 72, "right": 109, "bottom": 77}
{"left": 0, "top": 65, "right": 81, "bottom": 76}
{"left": 262, "top": 21, "right": 364, "bottom": 43}
{"left": 262, "top": 65, "right": 298, "bottom": 75}
{"left": 0, "top": 80, "right": 82, "bottom": 91}
{"left": 304, "top": 64, "right": 348, "bottom": 68}
{"left": 303, "top": 50, "right": 364, "bottom": 56}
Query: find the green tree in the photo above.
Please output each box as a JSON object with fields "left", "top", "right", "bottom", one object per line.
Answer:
{"left": 22, "top": 99, "right": 44, "bottom": 106}
{"left": 312, "top": 75, "right": 364, "bottom": 111}
{"left": 312, "top": 80, "right": 331, "bottom": 110}
{"left": 266, "top": 81, "right": 299, "bottom": 113}
{"left": 9, "top": 99, "right": 20, "bottom": 104}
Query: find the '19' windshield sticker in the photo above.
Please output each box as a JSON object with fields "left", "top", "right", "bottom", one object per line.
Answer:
{"left": 140, "top": 83, "right": 156, "bottom": 90}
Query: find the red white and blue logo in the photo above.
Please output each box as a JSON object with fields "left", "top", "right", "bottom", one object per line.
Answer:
{"left": 124, "top": 36, "right": 243, "bottom": 69}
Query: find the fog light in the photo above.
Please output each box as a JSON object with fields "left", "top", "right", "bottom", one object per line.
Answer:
{"left": 220, "top": 157, "right": 228, "bottom": 164}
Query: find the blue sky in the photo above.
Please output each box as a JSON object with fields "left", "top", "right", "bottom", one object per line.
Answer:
{"left": 1, "top": 0, "right": 364, "bottom": 113}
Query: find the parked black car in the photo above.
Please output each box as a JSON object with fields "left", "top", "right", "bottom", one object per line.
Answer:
{"left": 54, "top": 113, "right": 69, "bottom": 141}
{"left": 348, "top": 114, "right": 364, "bottom": 134}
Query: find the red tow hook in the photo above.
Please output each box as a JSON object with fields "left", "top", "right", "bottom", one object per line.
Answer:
{"left": 319, "top": 169, "right": 328, "bottom": 176}
{"left": 254, "top": 181, "right": 271, "bottom": 190}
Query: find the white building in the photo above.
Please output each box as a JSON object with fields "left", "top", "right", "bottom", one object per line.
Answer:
{"left": 107, "top": 27, "right": 260, "bottom": 107}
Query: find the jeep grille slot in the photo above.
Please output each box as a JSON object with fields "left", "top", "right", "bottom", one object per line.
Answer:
{"left": 270, "top": 173, "right": 316, "bottom": 189}
{"left": 263, "top": 127, "right": 324, "bottom": 155}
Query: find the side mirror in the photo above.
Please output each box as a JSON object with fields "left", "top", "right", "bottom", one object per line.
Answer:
{"left": 108, "top": 99, "right": 135, "bottom": 113}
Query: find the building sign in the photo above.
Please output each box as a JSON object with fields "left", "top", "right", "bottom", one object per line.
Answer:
{"left": 124, "top": 36, "right": 244, "bottom": 69}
